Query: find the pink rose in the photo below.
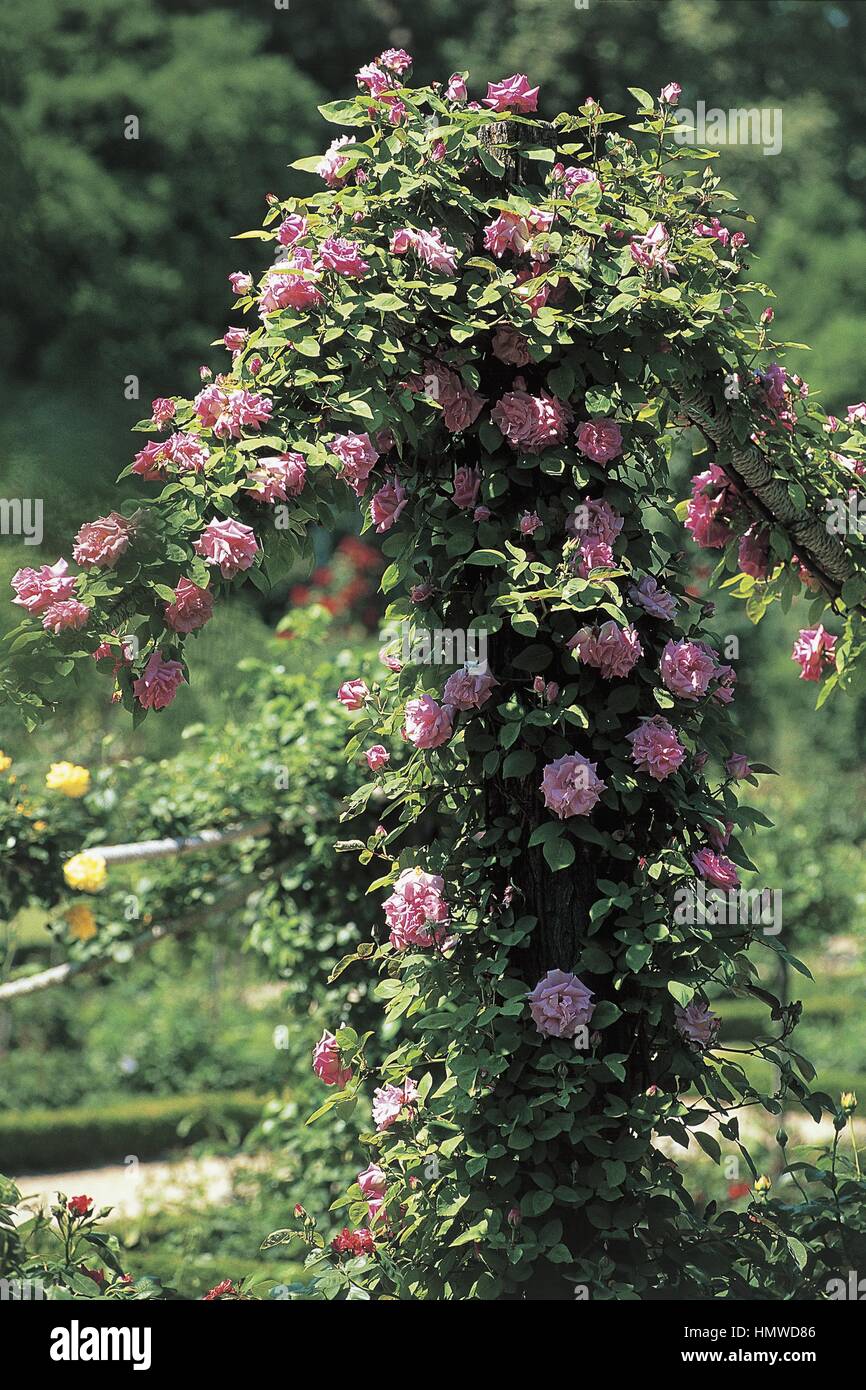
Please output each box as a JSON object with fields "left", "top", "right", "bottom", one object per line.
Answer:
{"left": 527, "top": 969, "right": 595, "bottom": 1038}
{"left": 660, "top": 639, "right": 717, "bottom": 701}
{"left": 692, "top": 848, "right": 741, "bottom": 889}
{"left": 193, "top": 386, "right": 272, "bottom": 438}
{"left": 568, "top": 621, "right": 642, "bottom": 680}
{"left": 132, "top": 651, "right": 185, "bottom": 711}
{"left": 73, "top": 513, "right": 134, "bottom": 569}
{"left": 519, "top": 511, "right": 542, "bottom": 536}
{"left": 576, "top": 419, "right": 623, "bottom": 464}
{"left": 410, "top": 581, "right": 434, "bottom": 604}
{"left": 384, "top": 867, "right": 450, "bottom": 950}
{"left": 574, "top": 538, "right": 614, "bottom": 578}
{"left": 337, "top": 679, "right": 370, "bottom": 711}
{"left": 492, "top": 387, "right": 572, "bottom": 454}
{"left": 403, "top": 695, "right": 453, "bottom": 749}
{"left": 316, "top": 135, "right": 356, "bottom": 188}
{"left": 685, "top": 464, "right": 741, "bottom": 549}
{"left": 370, "top": 479, "right": 409, "bottom": 532}
{"left": 567, "top": 497, "right": 623, "bottom": 545}
{"left": 277, "top": 215, "right": 309, "bottom": 247}
{"left": 540, "top": 752, "right": 605, "bottom": 819}
{"left": 223, "top": 326, "right": 248, "bottom": 355}
{"left": 319, "top": 237, "right": 370, "bottom": 278}
{"left": 483, "top": 74, "right": 539, "bottom": 113}
{"left": 258, "top": 250, "right": 324, "bottom": 314}
{"left": 365, "top": 745, "right": 390, "bottom": 771}
{"left": 659, "top": 82, "right": 682, "bottom": 105}
{"left": 627, "top": 716, "right": 686, "bottom": 781}
{"left": 442, "top": 386, "right": 486, "bottom": 433}
{"left": 557, "top": 165, "right": 598, "bottom": 196}
{"left": 452, "top": 467, "right": 482, "bottom": 510}
{"left": 675, "top": 1001, "right": 720, "bottom": 1049}
{"left": 446, "top": 73, "right": 467, "bottom": 101}
{"left": 630, "top": 222, "right": 676, "bottom": 279}
{"left": 312, "top": 1030, "right": 352, "bottom": 1087}
{"left": 357, "top": 1163, "right": 387, "bottom": 1200}
{"left": 42, "top": 599, "right": 90, "bottom": 634}
{"left": 491, "top": 325, "right": 531, "bottom": 367}
{"left": 164, "top": 578, "right": 214, "bottom": 634}
{"left": 11, "top": 559, "right": 77, "bottom": 614}
{"left": 245, "top": 452, "right": 306, "bottom": 503}
{"left": 228, "top": 271, "right": 253, "bottom": 295}
{"left": 151, "top": 397, "right": 175, "bottom": 427}
{"left": 474, "top": 505, "right": 491, "bottom": 522}
{"left": 331, "top": 432, "right": 380, "bottom": 496}
{"left": 132, "top": 432, "right": 209, "bottom": 480}
{"left": 629, "top": 575, "right": 678, "bottom": 621}
{"left": 194, "top": 518, "right": 258, "bottom": 579}
{"left": 379, "top": 47, "right": 413, "bottom": 74}
{"left": 372, "top": 1078, "right": 419, "bottom": 1131}
{"left": 442, "top": 667, "right": 498, "bottom": 710}
{"left": 792, "top": 625, "right": 836, "bottom": 681}
{"left": 390, "top": 227, "right": 459, "bottom": 276}
{"left": 725, "top": 753, "right": 751, "bottom": 780}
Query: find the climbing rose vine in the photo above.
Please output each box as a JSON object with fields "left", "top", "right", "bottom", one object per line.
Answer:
{"left": 5, "top": 54, "right": 866, "bottom": 1300}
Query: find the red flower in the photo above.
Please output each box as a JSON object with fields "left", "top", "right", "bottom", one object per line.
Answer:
{"left": 80, "top": 1265, "right": 105, "bottom": 1287}
{"left": 67, "top": 1195, "right": 93, "bottom": 1218}
{"left": 202, "top": 1279, "right": 238, "bottom": 1300}
{"left": 728, "top": 1182, "right": 751, "bottom": 1200}
{"left": 331, "top": 1227, "right": 375, "bottom": 1256}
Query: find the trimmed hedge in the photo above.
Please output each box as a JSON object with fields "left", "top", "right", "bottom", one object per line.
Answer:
{"left": 0, "top": 1089, "right": 266, "bottom": 1174}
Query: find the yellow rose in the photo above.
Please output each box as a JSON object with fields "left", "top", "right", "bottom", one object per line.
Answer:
{"left": 33, "top": 820, "right": 48, "bottom": 833}
{"left": 66, "top": 904, "right": 98, "bottom": 941}
{"left": 0, "top": 751, "right": 11, "bottom": 773}
{"left": 46, "top": 762, "right": 91, "bottom": 798}
{"left": 63, "top": 851, "right": 107, "bottom": 894}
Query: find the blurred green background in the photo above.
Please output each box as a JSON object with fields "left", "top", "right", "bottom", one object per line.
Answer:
{"left": 3, "top": 0, "right": 866, "bottom": 1295}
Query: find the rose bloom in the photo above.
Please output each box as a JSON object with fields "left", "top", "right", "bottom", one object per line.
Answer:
{"left": 317, "top": 134, "right": 356, "bottom": 188}
{"left": 67, "top": 1195, "right": 93, "bottom": 1219}
{"left": 410, "top": 581, "right": 434, "bottom": 604}
{"left": 46, "top": 761, "right": 91, "bottom": 798}
{"left": 223, "top": 326, "right": 248, "bottom": 355}
{"left": 443, "top": 385, "right": 486, "bottom": 432}
{"left": 379, "top": 46, "right": 412, "bottom": 73}
{"left": 312, "top": 1030, "right": 352, "bottom": 1087}
{"left": 73, "top": 513, "right": 134, "bottom": 569}
{"left": 372, "top": 1077, "right": 419, "bottom": 1131}
{"left": 576, "top": 419, "right": 623, "bottom": 464}
{"left": 332, "top": 1227, "right": 375, "bottom": 1256}
{"left": 574, "top": 537, "right": 613, "bottom": 578}
{"left": 733, "top": 525, "right": 767, "bottom": 581}
{"left": 277, "top": 214, "right": 308, "bottom": 247}
{"left": 11, "top": 558, "right": 77, "bottom": 614}
{"left": 246, "top": 452, "right": 306, "bottom": 503}
{"left": 132, "top": 651, "right": 185, "bottom": 711}
{"left": 370, "top": 478, "right": 409, "bottom": 532}
{"left": 452, "top": 466, "right": 482, "bottom": 510}
{"left": 792, "top": 625, "right": 836, "bottom": 681}
{"left": 492, "top": 325, "right": 531, "bottom": 367}
{"left": 492, "top": 387, "right": 572, "bottom": 454}
{"left": 527, "top": 969, "right": 595, "bottom": 1038}
{"left": 660, "top": 82, "right": 682, "bottom": 105}
{"left": 403, "top": 694, "right": 453, "bottom": 749}
{"left": 483, "top": 73, "right": 539, "bottom": 113}
{"left": 63, "top": 850, "right": 107, "bottom": 894}
{"left": 540, "top": 752, "right": 606, "bottom": 819}
{"left": 519, "top": 511, "right": 542, "bottom": 536}
{"left": 331, "top": 431, "right": 380, "bottom": 496}
{"left": 675, "top": 1001, "right": 720, "bottom": 1049}
{"left": 569, "top": 620, "right": 642, "bottom": 680}
{"left": 628, "top": 574, "right": 678, "bottom": 621}
{"left": 474, "top": 505, "right": 491, "bottom": 523}
{"left": 132, "top": 431, "right": 209, "bottom": 480}
{"left": 446, "top": 73, "right": 467, "bottom": 101}
{"left": 383, "top": 867, "right": 450, "bottom": 950}
{"left": 442, "top": 666, "right": 498, "bottom": 710}
{"left": 228, "top": 270, "right": 253, "bottom": 294}
{"left": 151, "top": 397, "right": 175, "bottom": 427}
{"left": 194, "top": 518, "right": 258, "bottom": 579}
{"left": 319, "top": 236, "right": 370, "bottom": 278}
{"left": 42, "top": 599, "right": 90, "bottom": 634}
{"left": 337, "top": 678, "right": 370, "bottom": 711}
{"left": 627, "top": 716, "right": 686, "bottom": 781}
{"left": 660, "top": 639, "right": 717, "bottom": 701}
{"left": 685, "top": 464, "right": 740, "bottom": 549}
{"left": 365, "top": 745, "right": 390, "bottom": 771}
{"left": 566, "top": 497, "right": 623, "bottom": 545}
{"left": 725, "top": 753, "right": 751, "bottom": 780}
{"left": 692, "top": 847, "right": 741, "bottom": 889}
{"left": 379, "top": 646, "right": 403, "bottom": 673}
{"left": 357, "top": 1163, "right": 387, "bottom": 1200}
{"left": 164, "top": 578, "right": 214, "bottom": 634}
